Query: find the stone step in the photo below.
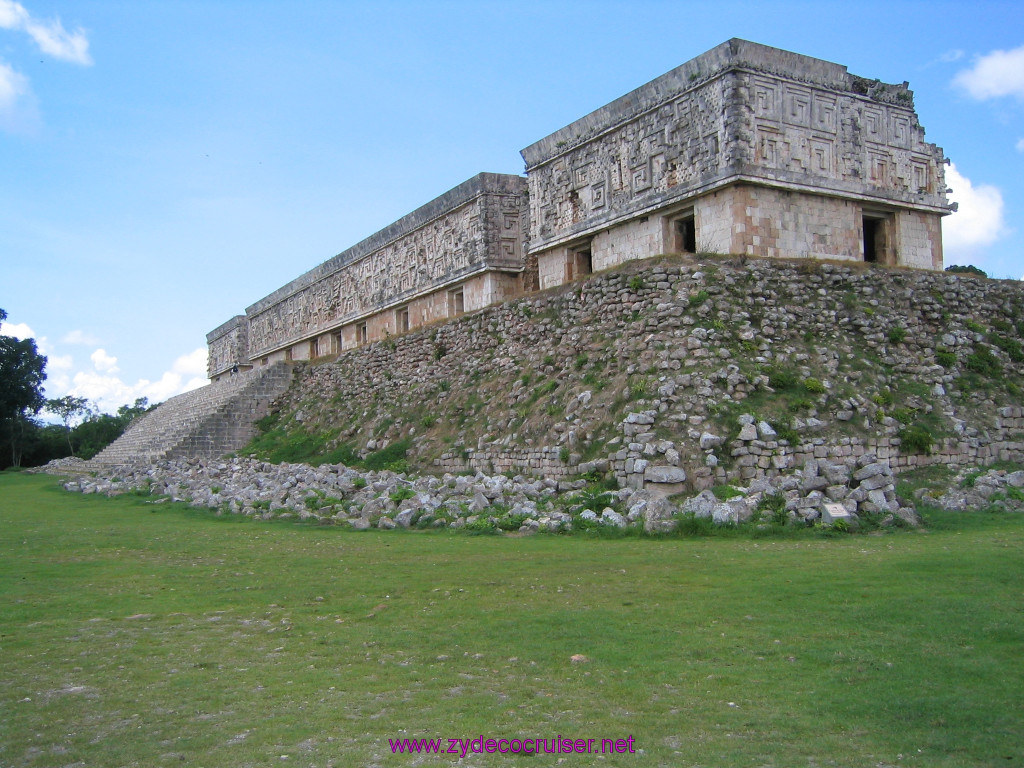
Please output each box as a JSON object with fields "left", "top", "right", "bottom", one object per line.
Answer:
{"left": 89, "top": 363, "right": 293, "bottom": 467}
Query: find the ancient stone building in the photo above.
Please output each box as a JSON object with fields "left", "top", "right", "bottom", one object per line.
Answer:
{"left": 209, "top": 173, "right": 528, "bottom": 379}
{"left": 208, "top": 39, "right": 949, "bottom": 380}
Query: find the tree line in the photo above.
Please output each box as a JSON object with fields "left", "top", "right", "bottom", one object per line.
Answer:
{"left": 0, "top": 308, "right": 157, "bottom": 470}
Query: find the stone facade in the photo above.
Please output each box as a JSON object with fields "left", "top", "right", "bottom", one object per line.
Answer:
{"left": 208, "top": 39, "right": 949, "bottom": 380}
{"left": 207, "top": 315, "right": 250, "bottom": 379}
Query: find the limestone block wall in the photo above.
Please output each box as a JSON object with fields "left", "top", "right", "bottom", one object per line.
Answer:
{"left": 435, "top": 445, "right": 575, "bottom": 478}
{"left": 693, "top": 190, "right": 736, "bottom": 255}
{"left": 728, "top": 186, "right": 861, "bottom": 260}
{"left": 537, "top": 251, "right": 566, "bottom": 291}
{"left": 895, "top": 210, "right": 944, "bottom": 270}
{"left": 591, "top": 217, "right": 665, "bottom": 273}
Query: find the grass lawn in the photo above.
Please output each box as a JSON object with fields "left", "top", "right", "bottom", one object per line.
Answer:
{"left": 1, "top": 471, "right": 1022, "bottom": 767}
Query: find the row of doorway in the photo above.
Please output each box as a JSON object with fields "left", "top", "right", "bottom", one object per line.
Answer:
{"left": 562, "top": 210, "right": 893, "bottom": 280}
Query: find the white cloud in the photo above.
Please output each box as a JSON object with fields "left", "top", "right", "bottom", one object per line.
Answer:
{"left": 0, "top": 1, "right": 89, "bottom": 132}
{"left": 943, "top": 163, "right": 1007, "bottom": 263}
{"left": 939, "top": 49, "right": 964, "bottom": 64}
{"left": 0, "top": 0, "right": 28, "bottom": 28}
{"left": 62, "top": 329, "right": 101, "bottom": 346}
{"left": 90, "top": 348, "right": 119, "bottom": 373}
{"left": 0, "top": 59, "right": 27, "bottom": 109}
{"left": 49, "top": 353, "right": 73, "bottom": 370}
{"left": 0, "top": 57, "right": 37, "bottom": 133}
{"left": 4, "top": 320, "right": 209, "bottom": 413}
{"left": 1017, "top": 138, "right": 1024, "bottom": 153}
{"left": 68, "top": 370, "right": 136, "bottom": 409}
{"left": 24, "top": 18, "right": 91, "bottom": 65}
{"left": 172, "top": 347, "right": 209, "bottom": 379}
{"left": 0, "top": 0, "right": 91, "bottom": 65}
{"left": 0, "top": 58, "right": 30, "bottom": 129}
{"left": 61, "top": 347, "right": 209, "bottom": 414}
{"left": 954, "top": 45, "right": 1024, "bottom": 100}
{"left": 0, "top": 319, "right": 35, "bottom": 339}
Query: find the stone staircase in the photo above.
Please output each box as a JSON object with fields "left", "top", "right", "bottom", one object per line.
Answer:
{"left": 85, "top": 363, "right": 293, "bottom": 469}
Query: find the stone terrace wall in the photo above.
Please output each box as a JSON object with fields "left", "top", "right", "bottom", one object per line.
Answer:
{"left": 270, "top": 255, "right": 1024, "bottom": 492}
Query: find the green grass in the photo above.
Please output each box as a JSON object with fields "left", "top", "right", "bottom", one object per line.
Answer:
{"left": 244, "top": 427, "right": 407, "bottom": 472}
{"left": 2, "top": 472, "right": 1023, "bottom": 767}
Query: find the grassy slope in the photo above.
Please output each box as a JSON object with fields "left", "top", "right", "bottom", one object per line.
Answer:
{"left": 1, "top": 472, "right": 1022, "bottom": 767}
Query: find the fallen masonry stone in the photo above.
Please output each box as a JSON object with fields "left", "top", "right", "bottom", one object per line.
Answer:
{"left": 738, "top": 423, "right": 758, "bottom": 441}
{"left": 859, "top": 473, "right": 890, "bottom": 491}
{"left": 822, "top": 463, "right": 851, "bottom": 485}
{"left": 56, "top": 444, "right": 927, "bottom": 536}
{"left": 601, "top": 510, "right": 627, "bottom": 528}
{"left": 644, "top": 466, "right": 687, "bottom": 484}
{"left": 856, "top": 453, "right": 879, "bottom": 468}
{"left": 867, "top": 489, "right": 895, "bottom": 511}
{"left": 699, "top": 432, "right": 723, "bottom": 449}
{"left": 853, "top": 463, "right": 888, "bottom": 482}
{"left": 681, "top": 491, "right": 722, "bottom": 520}
{"left": 713, "top": 498, "right": 754, "bottom": 525}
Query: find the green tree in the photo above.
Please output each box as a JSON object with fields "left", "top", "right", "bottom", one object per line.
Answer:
{"left": 46, "top": 395, "right": 93, "bottom": 456}
{"left": 945, "top": 264, "right": 987, "bottom": 277}
{"left": 0, "top": 309, "right": 48, "bottom": 467}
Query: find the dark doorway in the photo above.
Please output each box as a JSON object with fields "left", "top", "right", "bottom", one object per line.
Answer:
{"left": 567, "top": 247, "right": 593, "bottom": 282}
{"left": 863, "top": 217, "right": 880, "bottom": 263}
{"left": 448, "top": 288, "right": 465, "bottom": 317}
{"left": 863, "top": 214, "right": 895, "bottom": 264}
{"left": 676, "top": 215, "right": 696, "bottom": 253}
{"left": 575, "top": 248, "right": 593, "bottom": 278}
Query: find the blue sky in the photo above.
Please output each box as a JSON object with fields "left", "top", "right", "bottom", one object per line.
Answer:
{"left": 2, "top": 0, "right": 1023, "bottom": 413}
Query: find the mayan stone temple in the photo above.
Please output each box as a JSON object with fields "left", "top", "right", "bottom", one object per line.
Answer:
{"left": 209, "top": 38, "right": 950, "bottom": 380}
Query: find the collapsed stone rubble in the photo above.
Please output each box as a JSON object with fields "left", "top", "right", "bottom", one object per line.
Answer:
{"left": 55, "top": 452, "right": 922, "bottom": 534}
{"left": 680, "top": 453, "right": 920, "bottom": 529}
{"left": 928, "top": 468, "right": 1024, "bottom": 512}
